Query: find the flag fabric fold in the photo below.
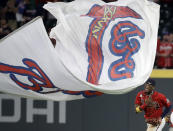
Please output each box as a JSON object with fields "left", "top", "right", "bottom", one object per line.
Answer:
{"left": 0, "top": 0, "right": 160, "bottom": 101}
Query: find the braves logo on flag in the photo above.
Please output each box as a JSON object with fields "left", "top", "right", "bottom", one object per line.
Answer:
{"left": 0, "top": 58, "right": 102, "bottom": 97}
{"left": 108, "top": 21, "right": 145, "bottom": 81}
{"left": 85, "top": 5, "right": 145, "bottom": 84}
{"left": 0, "top": 58, "right": 58, "bottom": 93}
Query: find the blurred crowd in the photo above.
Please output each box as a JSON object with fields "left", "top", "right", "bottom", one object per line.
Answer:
{"left": 0, "top": 0, "right": 62, "bottom": 38}
{"left": 154, "top": 0, "right": 173, "bottom": 69}
{"left": 0, "top": 0, "right": 173, "bottom": 69}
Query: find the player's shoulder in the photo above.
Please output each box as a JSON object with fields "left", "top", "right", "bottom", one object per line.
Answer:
{"left": 137, "top": 90, "right": 143, "bottom": 94}
{"left": 137, "top": 90, "right": 144, "bottom": 96}
{"left": 154, "top": 91, "right": 166, "bottom": 98}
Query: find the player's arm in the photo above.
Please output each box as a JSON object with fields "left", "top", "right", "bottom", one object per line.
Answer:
{"left": 135, "top": 92, "right": 146, "bottom": 113}
{"left": 165, "top": 114, "right": 171, "bottom": 123}
{"left": 161, "top": 96, "right": 172, "bottom": 118}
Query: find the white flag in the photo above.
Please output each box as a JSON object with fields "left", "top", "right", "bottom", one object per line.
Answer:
{"left": 0, "top": 0, "right": 160, "bottom": 101}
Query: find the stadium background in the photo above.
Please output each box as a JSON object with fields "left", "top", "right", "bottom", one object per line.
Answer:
{"left": 0, "top": 0, "right": 173, "bottom": 131}
{"left": 0, "top": 78, "right": 172, "bottom": 131}
{"left": 0, "top": 79, "right": 173, "bottom": 131}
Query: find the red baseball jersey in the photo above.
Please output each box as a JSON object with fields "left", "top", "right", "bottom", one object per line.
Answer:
{"left": 135, "top": 91, "right": 171, "bottom": 119}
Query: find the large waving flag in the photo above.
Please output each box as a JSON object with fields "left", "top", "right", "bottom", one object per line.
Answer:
{"left": 0, "top": 0, "right": 160, "bottom": 101}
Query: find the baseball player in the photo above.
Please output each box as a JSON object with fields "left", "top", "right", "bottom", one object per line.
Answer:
{"left": 135, "top": 78, "right": 172, "bottom": 131}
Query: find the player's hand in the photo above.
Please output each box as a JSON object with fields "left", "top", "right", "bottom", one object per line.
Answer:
{"left": 135, "top": 106, "right": 142, "bottom": 113}
{"left": 165, "top": 115, "right": 170, "bottom": 123}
